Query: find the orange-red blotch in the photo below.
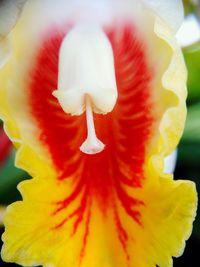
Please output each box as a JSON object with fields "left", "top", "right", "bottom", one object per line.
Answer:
{"left": 29, "top": 22, "right": 154, "bottom": 260}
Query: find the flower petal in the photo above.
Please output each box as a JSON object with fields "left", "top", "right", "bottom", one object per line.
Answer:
{"left": 0, "top": 1, "right": 197, "bottom": 267}
{"left": 1, "top": 168, "right": 197, "bottom": 267}
{"left": 0, "top": 0, "right": 27, "bottom": 67}
{"left": 0, "top": 1, "right": 187, "bottom": 170}
{"left": 142, "top": 0, "right": 184, "bottom": 32}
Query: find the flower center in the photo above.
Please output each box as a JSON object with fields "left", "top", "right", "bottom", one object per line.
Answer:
{"left": 53, "top": 23, "right": 118, "bottom": 154}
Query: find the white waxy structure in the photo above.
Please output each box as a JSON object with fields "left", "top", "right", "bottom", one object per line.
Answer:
{"left": 79, "top": 96, "right": 105, "bottom": 155}
{"left": 53, "top": 23, "right": 118, "bottom": 155}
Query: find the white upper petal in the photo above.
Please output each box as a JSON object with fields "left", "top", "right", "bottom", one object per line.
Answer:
{"left": 0, "top": 0, "right": 27, "bottom": 37}
{"left": 6, "top": 0, "right": 184, "bottom": 33}
{"left": 141, "top": 0, "right": 184, "bottom": 32}
{"left": 0, "top": 0, "right": 27, "bottom": 67}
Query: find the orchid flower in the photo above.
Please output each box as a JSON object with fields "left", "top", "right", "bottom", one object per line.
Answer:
{"left": 0, "top": 1, "right": 197, "bottom": 267}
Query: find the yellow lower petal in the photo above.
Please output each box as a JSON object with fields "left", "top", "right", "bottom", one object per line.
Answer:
{"left": 1, "top": 174, "right": 196, "bottom": 267}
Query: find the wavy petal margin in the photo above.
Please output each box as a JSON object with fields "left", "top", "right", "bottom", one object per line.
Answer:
{"left": 0, "top": 8, "right": 198, "bottom": 267}
{"left": 142, "top": 0, "right": 184, "bottom": 32}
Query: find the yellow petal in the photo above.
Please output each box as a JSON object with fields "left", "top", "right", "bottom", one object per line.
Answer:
{"left": 1, "top": 172, "right": 197, "bottom": 267}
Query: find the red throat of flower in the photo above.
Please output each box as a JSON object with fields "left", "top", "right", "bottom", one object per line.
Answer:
{"left": 29, "top": 22, "right": 153, "bottom": 261}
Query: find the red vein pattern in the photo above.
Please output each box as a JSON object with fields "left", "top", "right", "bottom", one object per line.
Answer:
{"left": 29, "top": 22, "right": 154, "bottom": 261}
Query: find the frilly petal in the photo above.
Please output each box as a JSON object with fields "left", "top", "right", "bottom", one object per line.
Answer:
{"left": 142, "top": 0, "right": 184, "bottom": 32}
{"left": 1, "top": 166, "right": 197, "bottom": 267}
{"left": 148, "top": 16, "right": 188, "bottom": 179}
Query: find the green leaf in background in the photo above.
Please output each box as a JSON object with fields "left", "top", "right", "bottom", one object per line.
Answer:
{"left": 184, "top": 0, "right": 196, "bottom": 15}
{"left": 176, "top": 102, "right": 200, "bottom": 239}
{"left": 183, "top": 102, "right": 200, "bottom": 141}
{"left": 183, "top": 0, "right": 200, "bottom": 18}
{"left": 0, "top": 150, "right": 30, "bottom": 205}
{"left": 184, "top": 43, "right": 200, "bottom": 104}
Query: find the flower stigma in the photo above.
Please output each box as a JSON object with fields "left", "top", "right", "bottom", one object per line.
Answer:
{"left": 53, "top": 23, "right": 118, "bottom": 155}
{"left": 80, "top": 95, "right": 105, "bottom": 154}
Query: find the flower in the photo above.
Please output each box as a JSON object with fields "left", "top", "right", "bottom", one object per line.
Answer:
{"left": 0, "top": 1, "right": 197, "bottom": 267}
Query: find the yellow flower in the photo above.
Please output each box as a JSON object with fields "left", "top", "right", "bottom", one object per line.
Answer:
{"left": 0, "top": 1, "right": 197, "bottom": 267}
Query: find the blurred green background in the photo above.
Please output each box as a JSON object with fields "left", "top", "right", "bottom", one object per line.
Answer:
{"left": 1, "top": 0, "right": 200, "bottom": 266}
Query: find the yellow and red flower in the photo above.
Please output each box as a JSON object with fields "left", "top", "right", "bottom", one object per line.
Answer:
{"left": 0, "top": 1, "right": 197, "bottom": 267}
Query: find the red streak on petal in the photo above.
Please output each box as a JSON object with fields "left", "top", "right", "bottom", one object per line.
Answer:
{"left": 79, "top": 202, "right": 91, "bottom": 265}
{"left": 114, "top": 204, "right": 130, "bottom": 262}
{"left": 53, "top": 177, "right": 86, "bottom": 215}
{"left": 53, "top": 188, "right": 88, "bottom": 231}
{"left": 29, "top": 22, "right": 154, "bottom": 260}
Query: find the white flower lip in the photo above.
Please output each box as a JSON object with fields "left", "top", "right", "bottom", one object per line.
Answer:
{"left": 53, "top": 23, "right": 118, "bottom": 154}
